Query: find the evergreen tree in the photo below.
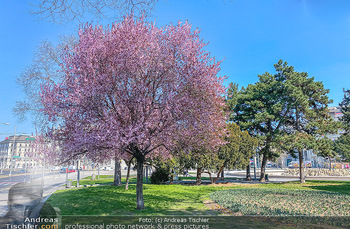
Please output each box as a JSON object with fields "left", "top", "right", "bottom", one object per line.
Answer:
{"left": 335, "top": 89, "right": 350, "bottom": 166}
{"left": 277, "top": 60, "right": 338, "bottom": 183}
{"left": 217, "top": 123, "right": 257, "bottom": 182}
{"left": 226, "top": 82, "right": 239, "bottom": 121}
{"left": 233, "top": 63, "right": 287, "bottom": 181}
{"left": 234, "top": 60, "right": 338, "bottom": 183}
{"left": 340, "top": 89, "right": 350, "bottom": 133}
{"left": 334, "top": 134, "right": 350, "bottom": 166}
{"left": 225, "top": 83, "right": 258, "bottom": 180}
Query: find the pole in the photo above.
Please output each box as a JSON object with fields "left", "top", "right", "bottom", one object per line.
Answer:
{"left": 9, "top": 125, "right": 17, "bottom": 177}
{"left": 98, "top": 167, "right": 100, "bottom": 179}
{"left": 77, "top": 160, "right": 80, "bottom": 187}
{"left": 91, "top": 163, "right": 95, "bottom": 180}
{"left": 41, "top": 158, "right": 45, "bottom": 188}
{"left": 23, "top": 156, "right": 27, "bottom": 182}
{"left": 66, "top": 167, "right": 68, "bottom": 187}
{"left": 253, "top": 154, "right": 257, "bottom": 180}
{"left": 77, "top": 169, "right": 80, "bottom": 188}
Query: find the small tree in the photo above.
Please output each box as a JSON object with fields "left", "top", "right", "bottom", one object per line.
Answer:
{"left": 174, "top": 148, "right": 220, "bottom": 185}
{"left": 216, "top": 123, "right": 257, "bottom": 182}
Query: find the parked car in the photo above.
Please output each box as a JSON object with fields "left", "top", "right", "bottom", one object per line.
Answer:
{"left": 60, "top": 168, "right": 67, "bottom": 173}
{"left": 103, "top": 166, "right": 113, "bottom": 171}
{"left": 60, "top": 167, "right": 76, "bottom": 173}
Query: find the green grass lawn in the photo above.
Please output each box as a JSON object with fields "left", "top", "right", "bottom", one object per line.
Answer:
{"left": 43, "top": 178, "right": 350, "bottom": 228}
{"left": 47, "top": 176, "right": 350, "bottom": 216}
{"left": 47, "top": 183, "right": 232, "bottom": 215}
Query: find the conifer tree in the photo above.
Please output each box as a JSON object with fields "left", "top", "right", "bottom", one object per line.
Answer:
{"left": 234, "top": 60, "right": 338, "bottom": 183}
{"left": 340, "top": 89, "right": 350, "bottom": 133}
{"left": 234, "top": 63, "right": 287, "bottom": 181}
{"left": 276, "top": 60, "right": 338, "bottom": 183}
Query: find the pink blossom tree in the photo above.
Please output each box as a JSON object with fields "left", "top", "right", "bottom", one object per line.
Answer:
{"left": 28, "top": 135, "right": 59, "bottom": 166}
{"left": 40, "top": 16, "right": 227, "bottom": 209}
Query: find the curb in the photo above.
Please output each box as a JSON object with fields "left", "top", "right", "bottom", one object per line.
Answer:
{"left": 66, "top": 184, "right": 103, "bottom": 188}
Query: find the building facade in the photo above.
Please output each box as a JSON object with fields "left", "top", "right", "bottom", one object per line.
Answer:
{"left": 0, "top": 135, "right": 37, "bottom": 169}
{"left": 328, "top": 106, "right": 345, "bottom": 141}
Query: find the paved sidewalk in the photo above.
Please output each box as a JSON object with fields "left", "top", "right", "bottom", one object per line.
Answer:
{"left": 0, "top": 171, "right": 92, "bottom": 217}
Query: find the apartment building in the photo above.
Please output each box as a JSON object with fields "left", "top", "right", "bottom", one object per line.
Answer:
{"left": 0, "top": 135, "right": 37, "bottom": 169}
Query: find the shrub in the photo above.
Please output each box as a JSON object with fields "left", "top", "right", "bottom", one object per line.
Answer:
{"left": 150, "top": 167, "right": 170, "bottom": 184}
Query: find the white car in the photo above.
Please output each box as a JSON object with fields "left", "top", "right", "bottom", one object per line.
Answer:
{"left": 103, "top": 167, "right": 113, "bottom": 171}
{"left": 50, "top": 166, "right": 60, "bottom": 171}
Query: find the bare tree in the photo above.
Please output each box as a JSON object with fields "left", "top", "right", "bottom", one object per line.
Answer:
{"left": 29, "top": 0, "right": 159, "bottom": 23}
{"left": 13, "top": 35, "right": 76, "bottom": 131}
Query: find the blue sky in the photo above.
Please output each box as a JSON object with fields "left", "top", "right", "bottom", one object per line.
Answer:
{"left": 1, "top": 0, "right": 350, "bottom": 136}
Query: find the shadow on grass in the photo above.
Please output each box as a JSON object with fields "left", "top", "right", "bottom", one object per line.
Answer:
{"left": 305, "top": 180, "right": 350, "bottom": 195}
{"left": 47, "top": 186, "right": 137, "bottom": 215}
{"left": 77, "top": 176, "right": 148, "bottom": 185}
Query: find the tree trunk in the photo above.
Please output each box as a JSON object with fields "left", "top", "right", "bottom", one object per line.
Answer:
{"left": 295, "top": 109, "right": 305, "bottom": 184}
{"left": 169, "top": 168, "right": 174, "bottom": 184}
{"left": 125, "top": 158, "right": 133, "bottom": 190}
{"left": 196, "top": 167, "right": 202, "bottom": 185}
{"left": 207, "top": 171, "right": 213, "bottom": 184}
{"left": 92, "top": 166, "right": 95, "bottom": 180}
{"left": 212, "top": 166, "right": 224, "bottom": 183}
{"left": 260, "top": 153, "right": 268, "bottom": 182}
{"left": 246, "top": 164, "right": 251, "bottom": 181}
{"left": 136, "top": 155, "right": 145, "bottom": 210}
{"left": 113, "top": 156, "right": 122, "bottom": 186}
{"left": 119, "top": 162, "right": 122, "bottom": 183}
{"left": 299, "top": 150, "right": 305, "bottom": 184}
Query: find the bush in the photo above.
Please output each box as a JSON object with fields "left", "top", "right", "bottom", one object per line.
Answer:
{"left": 150, "top": 167, "right": 170, "bottom": 184}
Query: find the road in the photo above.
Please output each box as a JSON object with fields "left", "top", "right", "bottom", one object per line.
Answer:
{"left": 0, "top": 170, "right": 93, "bottom": 217}
{"left": 225, "top": 168, "right": 350, "bottom": 182}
